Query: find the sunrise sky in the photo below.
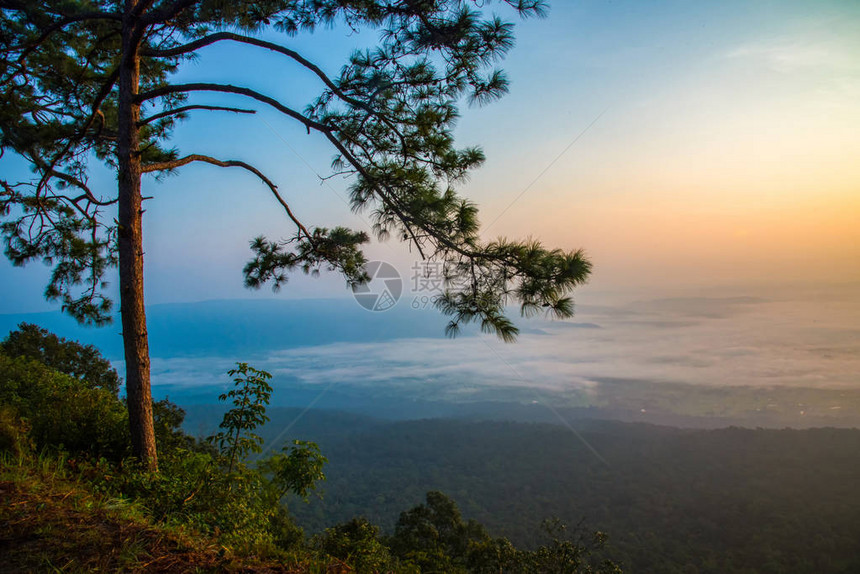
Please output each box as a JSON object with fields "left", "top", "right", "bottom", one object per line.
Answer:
{"left": 1, "top": 0, "right": 858, "bottom": 312}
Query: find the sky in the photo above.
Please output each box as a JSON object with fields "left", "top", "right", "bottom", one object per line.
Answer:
{"left": 2, "top": 0, "right": 859, "bottom": 311}
{"left": 2, "top": 0, "right": 859, "bottom": 424}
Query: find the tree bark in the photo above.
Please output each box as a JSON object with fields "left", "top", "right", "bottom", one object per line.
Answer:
{"left": 117, "top": 0, "right": 157, "bottom": 471}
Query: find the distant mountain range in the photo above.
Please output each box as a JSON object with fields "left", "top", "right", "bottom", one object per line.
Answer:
{"left": 0, "top": 298, "right": 453, "bottom": 360}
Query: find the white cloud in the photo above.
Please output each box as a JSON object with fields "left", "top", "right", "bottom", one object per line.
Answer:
{"left": 148, "top": 289, "right": 860, "bottom": 405}
{"left": 723, "top": 37, "right": 858, "bottom": 74}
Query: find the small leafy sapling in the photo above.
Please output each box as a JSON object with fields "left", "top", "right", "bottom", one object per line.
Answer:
{"left": 208, "top": 363, "right": 273, "bottom": 473}
{"left": 259, "top": 439, "right": 328, "bottom": 501}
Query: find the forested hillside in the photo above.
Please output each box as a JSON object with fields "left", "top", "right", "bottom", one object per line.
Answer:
{"left": 243, "top": 413, "right": 860, "bottom": 574}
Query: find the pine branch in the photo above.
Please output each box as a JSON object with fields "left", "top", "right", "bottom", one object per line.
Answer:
{"left": 136, "top": 83, "right": 331, "bottom": 133}
{"left": 130, "top": 0, "right": 160, "bottom": 19}
{"left": 139, "top": 0, "right": 202, "bottom": 25}
{"left": 6, "top": 11, "right": 121, "bottom": 53}
{"left": 1, "top": 12, "right": 120, "bottom": 90}
{"left": 140, "top": 154, "right": 312, "bottom": 239}
{"left": 142, "top": 32, "right": 377, "bottom": 116}
{"left": 138, "top": 104, "right": 256, "bottom": 125}
{"left": 26, "top": 155, "right": 114, "bottom": 216}
{"left": 31, "top": 67, "right": 120, "bottom": 201}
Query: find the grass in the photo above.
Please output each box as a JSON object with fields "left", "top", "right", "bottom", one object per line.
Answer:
{"left": 0, "top": 452, "right": 347, "bottom": 573}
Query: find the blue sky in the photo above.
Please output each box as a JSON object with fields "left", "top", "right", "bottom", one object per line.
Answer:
{"left": 2, "top": 0, "right": 858, "bottom": 314}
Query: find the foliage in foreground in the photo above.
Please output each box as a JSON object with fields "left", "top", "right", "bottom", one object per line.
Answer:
{"left": 0, "top": 453, "right": 314, "bottom": 573}
{"left": 0, "top": 324, "right": 620, "bottom": 572}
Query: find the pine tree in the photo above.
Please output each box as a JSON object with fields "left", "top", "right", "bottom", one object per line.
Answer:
{"left": 1, "top": 0, "right": 591, "bottom": 470}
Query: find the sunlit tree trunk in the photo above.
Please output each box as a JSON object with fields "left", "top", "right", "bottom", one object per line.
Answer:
{"left": 117, "top": 0, "right": 157, "bottom": 471}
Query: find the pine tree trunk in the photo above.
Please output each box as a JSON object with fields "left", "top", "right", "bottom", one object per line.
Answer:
{"left": 117, "top": 2, "right": 157, "bottom": 471}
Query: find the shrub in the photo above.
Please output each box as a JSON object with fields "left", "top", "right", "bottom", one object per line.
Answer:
{"left": 314, "top": 517, "right": 398, "bottom": 574}
{"left": 0, "top": 354, "right": 129, "bottom": 459}
{"left": 1, "top": 323, "right": 121, "bottom": 395}
{"left": 0, "top": 405, "right": 31, "bottom": 456}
